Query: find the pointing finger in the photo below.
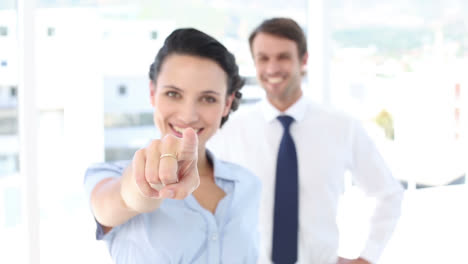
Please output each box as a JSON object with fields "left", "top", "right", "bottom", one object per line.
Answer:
{"left": 177, "top": 127, "right": 198, "bottom": 161}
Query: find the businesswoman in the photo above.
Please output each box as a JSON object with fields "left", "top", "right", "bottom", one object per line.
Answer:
{"left": 84, "top": 28, "right": 260, "bottom": 264}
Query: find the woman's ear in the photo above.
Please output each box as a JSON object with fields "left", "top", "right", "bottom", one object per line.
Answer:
{"left": 149, "top": 81, "right": 156, "bottom": 107}
{"left": 222, "top": 93, "right": 235, "bottom": 117}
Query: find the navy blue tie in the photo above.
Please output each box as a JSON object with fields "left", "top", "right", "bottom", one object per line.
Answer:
{"left": 272, "top": 115, "right": 298, "bottom": 264}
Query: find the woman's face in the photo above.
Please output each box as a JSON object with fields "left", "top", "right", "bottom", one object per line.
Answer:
{"left": 150, "top": 54, "right": 233, "bottom": 150}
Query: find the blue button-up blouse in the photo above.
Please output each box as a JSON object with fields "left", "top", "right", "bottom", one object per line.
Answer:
{"left": 84, "top": 150, "right": 261, "bottom": 264}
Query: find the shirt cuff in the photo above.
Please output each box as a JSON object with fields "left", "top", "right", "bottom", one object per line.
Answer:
{"left": 360, "top": 241, "right": 384, "bottom": 264}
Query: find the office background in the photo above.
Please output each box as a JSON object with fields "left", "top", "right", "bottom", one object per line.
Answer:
{"left": 1, "top": 0, "right": 467, "bottom": 263}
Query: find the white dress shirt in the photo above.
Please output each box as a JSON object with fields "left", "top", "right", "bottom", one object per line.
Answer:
{"left": 207, "top": 95, "right": 404, "bottom": 264}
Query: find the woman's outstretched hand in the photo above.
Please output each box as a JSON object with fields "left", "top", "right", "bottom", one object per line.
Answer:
{"left": 121, "top": 128, "right": 200, "bottom": 213}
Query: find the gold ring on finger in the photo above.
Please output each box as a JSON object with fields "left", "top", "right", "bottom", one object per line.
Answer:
{"left": 159, "top": 153, "right": 177, "bottom": 160}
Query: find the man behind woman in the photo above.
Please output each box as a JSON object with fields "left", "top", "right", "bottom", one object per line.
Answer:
{"left": 209, "top": 17, "right": 403, "bottom": 264}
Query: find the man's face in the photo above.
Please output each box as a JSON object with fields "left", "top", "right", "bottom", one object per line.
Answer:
{"left": 251, "top": 32, "right": 307, "bottom": 110}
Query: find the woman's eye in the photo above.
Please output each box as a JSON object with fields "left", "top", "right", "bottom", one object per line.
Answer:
{"left": 201, "top": 96, "right": 217, "bottom": 103}
{"left": 166, "top": 91, "right": 180, "bottom": 98}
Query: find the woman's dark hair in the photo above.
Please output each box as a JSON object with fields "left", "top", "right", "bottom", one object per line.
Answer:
{"left": 249, "top": 17, "right": 307, "bottom": 59}
{"left": 149, "top": 28, "right": 244, "bottom": 127}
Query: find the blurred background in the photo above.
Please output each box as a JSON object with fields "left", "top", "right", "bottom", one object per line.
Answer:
{"left": 1, "top": 0, "right": 467, "bottom": 263}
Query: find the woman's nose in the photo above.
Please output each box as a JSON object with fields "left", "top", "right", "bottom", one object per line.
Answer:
{"left": 178, "top": 101, "right": 199, "bottom": 124}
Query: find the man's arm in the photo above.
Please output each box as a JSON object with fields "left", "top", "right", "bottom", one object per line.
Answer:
{"left": 349, "top": 119, "right": 404, "bottom": 263}
{"left": 359, "top": 190, "right": 403, "bottom": 263}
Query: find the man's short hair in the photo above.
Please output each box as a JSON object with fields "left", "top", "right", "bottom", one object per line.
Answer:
{"left": 249, "top": 17, "right": 307, "bottom": 58}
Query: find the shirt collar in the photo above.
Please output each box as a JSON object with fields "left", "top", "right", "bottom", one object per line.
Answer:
{"left": 260, "top": 95, "right": 308, "bottom": 123}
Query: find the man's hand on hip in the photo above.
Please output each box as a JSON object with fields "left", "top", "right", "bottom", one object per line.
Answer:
{"left": 337, "top": 257, "right": 371, "bottom": 264}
